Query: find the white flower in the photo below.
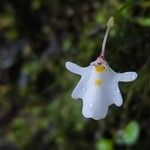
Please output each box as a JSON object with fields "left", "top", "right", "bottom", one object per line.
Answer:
{"left": 65, "top": 17, "right": 138, "bottom": 120}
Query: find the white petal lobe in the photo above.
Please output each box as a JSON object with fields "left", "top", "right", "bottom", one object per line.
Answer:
{"left": 117, "top": 72, "right": 138, "bottom": 82}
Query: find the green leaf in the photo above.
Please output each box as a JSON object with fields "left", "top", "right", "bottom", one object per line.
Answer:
{"left": 123, "top": 121, "right": 140, "bottom": 145}
{"left": 96, "top": 138, "right": 114, "bottom": 150}
{"left": 136, "top": 17, "right": 150, "bottom": 26}
{"left": 113, "top": 0, "right": 134, "bottom": 17}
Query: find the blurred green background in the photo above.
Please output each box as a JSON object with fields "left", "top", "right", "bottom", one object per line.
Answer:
{"left": 0, "top": 0, "right": 149, "bottom": 149}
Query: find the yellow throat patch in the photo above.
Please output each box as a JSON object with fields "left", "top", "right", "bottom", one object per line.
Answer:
{"left": 95, "top": 66, "right": 106, "bottom": 73}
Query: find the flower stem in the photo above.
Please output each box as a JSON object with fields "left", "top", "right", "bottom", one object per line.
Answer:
{"left": 99, "top": 17, "right": 114, "bottom": 58}
{"left": 99, "top": 0, "right": 133, "bottom": 59}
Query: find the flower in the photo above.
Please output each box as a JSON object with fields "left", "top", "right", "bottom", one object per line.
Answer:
{"left": 65, "top": 17, "right": 138, "bottom": 120}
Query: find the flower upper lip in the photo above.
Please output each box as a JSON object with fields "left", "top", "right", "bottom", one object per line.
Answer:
{"left": 91, "top": 58, "right": 107, "bottom": 68}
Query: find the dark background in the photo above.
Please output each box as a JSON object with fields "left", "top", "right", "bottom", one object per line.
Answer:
{"left": 0, "top": 0, "right": 149, "bottom": 150}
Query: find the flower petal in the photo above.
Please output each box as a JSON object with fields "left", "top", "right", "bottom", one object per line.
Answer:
{"left": 111, "top": 85, "right": 123, "bottom": 106}
{"left": 65, "top": 61, "right": 84, "bottom": 75}
{"left": 117, "top": 72, "right": 138, "bottom": 82}
{"left": 71, "top": 77, "right": 88, "bottom": 99}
